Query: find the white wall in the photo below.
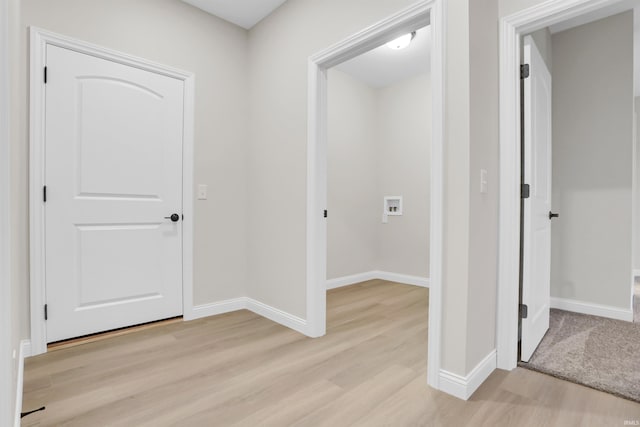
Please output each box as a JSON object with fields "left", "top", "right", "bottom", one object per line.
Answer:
{"left": 376, "top": 74, "right": 431, "bottom": 277}
{"left": 1, "top": 0, "right": 15, "bottom": 420}
{"left": 7, "top": 0, "right": 507, "bottom": 395}
{"left": 526, "top": 28, "right": 552, "bottom": 72}
{"left": 327, "top": 70, "right": 430, "bottom": 280}
{"left": 327, "top": 70, "right": 379, "bottom": 279}
{"left": 8, "top": 0, "right": 21, "bottom": 421}
{"left": 246, "top": 0, "right": 420, "bottom": 319}
{"left": 13, "top": 0, "right": 250, "bottom": 341}
{"left": 551, "top": 12, "right": 634, "bottom": 309}
{"left": 246, "top": 0, "right": 502, "bottom": 381}
{"left": 499, "top": 0, "right": 546, "bottom": 18}
{"left": 464, "top": 0, "right": 500, "bottom": 373}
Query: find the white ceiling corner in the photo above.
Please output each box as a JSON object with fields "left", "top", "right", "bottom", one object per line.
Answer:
{"left": 181, "top": 0, "right": 287, "bottom": 29}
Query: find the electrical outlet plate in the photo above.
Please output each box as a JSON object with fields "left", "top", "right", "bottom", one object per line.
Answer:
{"left": 383, "top": 196, "right": 403, "bottom": 216}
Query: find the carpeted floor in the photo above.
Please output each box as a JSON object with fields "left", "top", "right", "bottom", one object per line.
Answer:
{"left": 520, "top": 308, "right": 640, "bottom": 403}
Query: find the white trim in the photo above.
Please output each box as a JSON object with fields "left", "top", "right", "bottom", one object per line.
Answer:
{"left": 246, "top": 298, "right": 308, "bottom": 335}
{"left": 551, "top": 297, "right": 634, "bottom": 322}
{"left": 181, "top": 71, "right": 196, "bottom": 326}
{"left": 13, "top": 340, "right": 30, "bottom": 427}
{"left": 307, "top": 0, "right": 444, "bottom": 391}
{"left": 376, "top": 271, "right": 430, "bottom": 288}
{"left": 326, "top": 272, "right": 378, "bottom": 289}
{"left": 633, "top": 269, "right": 640, "bottom": 278}
{"left": 326, "top": 271, "right": 430, "bottom": 289}
{"left": 186, "top": 297, "right": 308, "bottom": 335}
{"left": 29, "top": 28, "right": 195, "bottom": 356}
{"left": 186, "top": 298, "right": 247, "bottom": 321}
{"left": 438, "top": 350, "right": 496, "bottom": 400}
{"left": 497, "top": 0, "right": 626, "bottom": 372}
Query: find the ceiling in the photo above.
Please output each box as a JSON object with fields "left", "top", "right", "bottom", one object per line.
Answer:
{"left": 181, "top": 0, "right": 287, "bottom": 29}
{"left": 334, "top": 26, "right": 431, "bottom": 89}
{"left": 179, "top": 1, "right": 430, "bottom": 89}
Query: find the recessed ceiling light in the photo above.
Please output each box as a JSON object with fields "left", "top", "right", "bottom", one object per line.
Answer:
{"left": 386, "top": 31, "right": 416, "bottom": 50}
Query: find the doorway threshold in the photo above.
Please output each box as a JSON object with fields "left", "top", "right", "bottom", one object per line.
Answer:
{"left": 47, "top": 316, "right": 183, "bottom": 352}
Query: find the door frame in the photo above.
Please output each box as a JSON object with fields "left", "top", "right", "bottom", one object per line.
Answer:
{"left": 306, "top": 0, "right": 445, "bottom": 389}
{"left": 29, "top": 27, "right": 195, "bottom": 356}
{"left": 497, "top": 0, "right": 626, "bottom": 370}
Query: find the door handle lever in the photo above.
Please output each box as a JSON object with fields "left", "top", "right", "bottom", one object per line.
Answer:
{"left": 549, "top": 211, "right": 559, "bottom": 220}
{"left": 165, "top": 213, "right": 180, "bottom": 222}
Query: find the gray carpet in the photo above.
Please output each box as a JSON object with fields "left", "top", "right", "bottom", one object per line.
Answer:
{"left": 520, "top": 308, "right": 640, "bottom": 403}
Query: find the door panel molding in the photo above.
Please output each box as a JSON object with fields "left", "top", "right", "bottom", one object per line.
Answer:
{"left": 29, "top": 27, "right": 195, "bottom": 355}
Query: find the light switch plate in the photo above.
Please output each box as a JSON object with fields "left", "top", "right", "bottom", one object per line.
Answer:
{"left": 480, "top": 169, "right": 488, "bottom": 194}
{"left": 197, "top": 184, "right": 208, "bottom": 200}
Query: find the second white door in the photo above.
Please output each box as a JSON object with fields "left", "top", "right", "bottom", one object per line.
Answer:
{"left": 45, "top": 45, "right": 185, "bottom": 343}
{"left": 521, "top": 35, "right": 553, "bottom": 362}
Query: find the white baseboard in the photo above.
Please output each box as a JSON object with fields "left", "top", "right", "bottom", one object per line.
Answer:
{"left": 326, "top": 271, "right": 378, "bottom": 289}
{"left": 375, "top": 271, "right": 430, "bottom": 288}
{"left": 326, "top": 270, "right": 430, "bottom": 289}
{"left": 245, "top": 298, "right": 308, "bottom": 335}
{"left": 14, "top": 339, "right": 30, "bottom": 427}
{"left": 438, "top": 350, "right": 496, "bottom": 400}
{"left": 185, "top": 297, "right": 308, "bottom": 336}
{"left": 185, "top": 297, "right": 247, "bottom": 321}
{"left": 550, "top": 297, "right": 633, "bottom": 322}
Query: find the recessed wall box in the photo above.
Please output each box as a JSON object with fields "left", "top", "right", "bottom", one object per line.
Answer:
{"left": 384, "top": 196, "right": 403, "bottom": 216}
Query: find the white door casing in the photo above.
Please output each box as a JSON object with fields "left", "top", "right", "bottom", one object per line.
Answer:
{"left": 521, "top": 35, "right": 552, "bottom": 362}
{"left": 30, "top": 28, "right": 195, "bottom": 354}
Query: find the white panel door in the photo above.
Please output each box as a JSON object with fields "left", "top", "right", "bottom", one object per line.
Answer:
{"left": 45, "top": 45, "right": 184, "bottom": 342}
{"left": 521, "top": 36, "right": 553, "bottom": 362}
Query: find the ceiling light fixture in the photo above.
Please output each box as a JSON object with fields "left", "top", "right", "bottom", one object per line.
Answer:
{"left": 386, "top": 31, "right": 416, "bottom": 50}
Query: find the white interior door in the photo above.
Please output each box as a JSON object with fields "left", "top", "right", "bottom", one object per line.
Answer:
{"left": 45, "top": 45, "right": 184, "bottom": 343}
{"left": 521, "top": 35, "right": 553, "bottom": 362}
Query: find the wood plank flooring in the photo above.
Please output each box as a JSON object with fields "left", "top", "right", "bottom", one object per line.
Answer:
{"left": 22, "top": 280, "right": 640, "bottom": 426}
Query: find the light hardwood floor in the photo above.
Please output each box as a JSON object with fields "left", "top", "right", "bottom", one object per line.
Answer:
{"left": 22, "top": 280, "right": 640, "bottom": 426}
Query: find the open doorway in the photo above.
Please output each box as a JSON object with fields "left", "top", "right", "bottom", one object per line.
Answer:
{"left": 326, "top": 26, "right": 431, "bottom": 292}
{"left": 306, "top": 1, "right": 444, "bottom": 389}
{"left": 500, "top": 0, "right": 640, "bottom": 402}
{"left": 324, "top": 26, "right": 431, "bottom": 335}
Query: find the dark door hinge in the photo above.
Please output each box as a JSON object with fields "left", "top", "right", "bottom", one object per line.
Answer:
{"left": 44, "top": 304, "right": 48, "bottom": 321}
{"left": 519, "top": 303, "right": 528, "bottom": 319}
{"left": 43, "top": 185, "right": 47, "bottom": 202}
{"left": 323, "top": 210, "right": 327, "bottom": 218}
{"left": 44, "top": 66, "right": 47, "bottom": 84}
{"left": 520, "top": 64, "right": 530, "bottom": 79}
{"left": 521, "top": 184, "right": 530, "bottom": 199}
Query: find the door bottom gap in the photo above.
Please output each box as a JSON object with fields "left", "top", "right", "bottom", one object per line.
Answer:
{"left": 47, "top": 316, "right": 183, "bottom": 351}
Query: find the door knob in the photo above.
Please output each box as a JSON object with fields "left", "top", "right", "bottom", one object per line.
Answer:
{"left": 165, "top": 213, "right": 180, "bottom": 222}
{"left": 549, "top": 211, "right": 559, "bottom": 220}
